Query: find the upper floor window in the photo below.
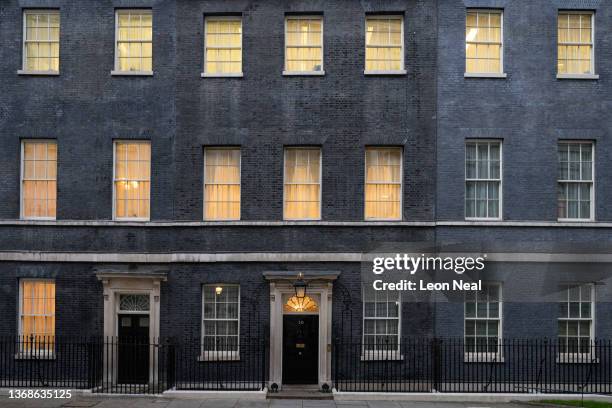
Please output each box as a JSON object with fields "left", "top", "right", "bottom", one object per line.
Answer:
{"left": 559, "top": 284, "right": 594, "bottom": 356}
{"left": 465, "top": 10, "right": 503, "bottom": 76}
{"left": 204, "top": 148, "right": 241, "bottom": 220}
{"left": 557, "top": 11, "right": 595, "bottom": 78}
{"left": 21, "top": 140, "right": 57, "bottom": 219}
{"left": 113, "top": 141, "right": 151, "bottom": 220}
{"left": 202, "top": 284, "right": 240, "bottom": 360}
{"left": 284, "top": 148, "right": 321, "bottom": 220}
{"left": 365, "top": 147, "right": 402, "bottom": 220}
{"left": 363, "top": 285, "right": 400, "bottom": 358}
{"left": 365, "top": 15, "right": 404, "bottom": 74}
{"left": 465, "top": 140, "right": 501, "bottom": 220}
{"left": 21, "top": 10, "right": 60, "bottom": 74}
{"left": 114, "top": 9, "right": 152, "bottom": 74}
{"left": 558, "top": 142, "right": 593, "bottom": 221}
{"left": 465, "top": 284, "right": 501, "bottom": 358}
{"left": 19, "top": 279, "right": 55, "bottom": 354}
{"left": 203, "top": 17, "right": 242, "bottom": 77}
{"left": 284, "top": 16, "right": 323, "bottom": 75}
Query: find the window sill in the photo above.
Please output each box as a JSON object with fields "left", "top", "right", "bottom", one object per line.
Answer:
{"left": 465, "top": 217, "right": 503, "bottom": 222}
{"left": 113, "top": 218, "right": 151, "bottom": 222}
{"left": 361, "top": 353, "right": 403, "bottom": 361}
{"left": 21, "top": 216, "right": 56, "bottom": 221}
{"left": 556, "top": 354, "right": 598, "bottom": 364}
{"left": 198, "top": 353, "right": 240, "bottom": 362}
{"left": 464, "top": 353, "right": 504, "bottom": 363}
{"left": 15, "top": 353, "right": 56, "bottom": 360}
{"left": 464, "top": 72, "right": 507, "bottom": 79}
{"left": 558, "top": 218, "right": 595, "bottom": 222}
{"left": 365, "top": 218, "right": 403, "bottom": 222}
{"left": 364, "top": 70, "right": 407, "bottom": 76}
{"left": 201, "top": 72, "right": 243, "bottom": 78}
{"left": 557, "top": 73, "right": 599, "bottom": 80}
{"left": 17, "top": 70, "right": 59, "bottom": 76}
{"left": 110, "top": 70, "right": 154, "bottom": 76}
{"left": 282, "top": 70, "right": 325, "bottom": 76}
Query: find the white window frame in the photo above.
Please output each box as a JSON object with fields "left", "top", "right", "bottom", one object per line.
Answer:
{"left": 283, "top": 15, "right": 325, "bottom": 76}
{"left": 364, "top": 14, "right": 406, "bottom": 75}
{"left": 464, "top": 9, "right": 506, "bottom": 78}
{"left": 283, "top": 147, "right": 322, "bottom": 221}
{"left": 558, "top": 283, "right": 596, "bottom": 362}
{"left": 112, "top": 140, "right": 151, "bottom": 221}
{"left": 202, "top": 16, "right": 243, "bottom": 78}
{"left": 200, "top": 284, "right": 240, "bottom": 361}
{"left": 557, "top": 141, "right": 595, "bottom": 222}
{"left": 465, "top": 139, "right": 503, "bottom": 221}
{"left": 557, "top": 11, "right": 598, "bottom": 80}
{"left": 17, "top": 279, "right": 56, "bottom": 359}
{"left": 464, "top": 283, "right": 503, "bottom": 362}
{"left": 203, "top": 147, "right": 241, "bottom": 221}
{"left": 111, "top": 9, "right": 153, "bottom": 76}
{"left": 364, "top": 147, "right": 403, "bottom": 221}
{"left": 18, "top": 9, "right": 61, "bottom": 76}
{"left": 20, "top": 139, "right": 57, "bottom": 221}
{"left": 361, "top": 286, "right": 402, "bottom": 360}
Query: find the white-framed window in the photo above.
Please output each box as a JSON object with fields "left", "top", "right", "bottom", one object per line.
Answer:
{"left": 465, "top": 10, "right": 504, "bottom": 76}
{"left": 284, "top": 15, "right": 323, "bottom": 75}
{"left": 204, "top": 148, "right": 241, "bottom": 220}
{"left": 21, "top": 10, "right": 60, "bottom": 74}
{"left": 365, "top": 147, "right": 402, "bottom": 220}
{"left": 362, "top": 285, "right": 401, "bottom": 358}
{"left": 21, "top": 140, "right": 57, "bottom": 220}
{"left": 364, "top": 15, "right": 405, "bottom": 74}
{"left": 113, "top": 141, "right": 151, "bottom": 221}
{"left": 464, "top": 284, "right": 502, "bottom": 360}
{"left": 557, "top": 11, "right": 595, "bottom": 77}
{"left": 201, "top": 285, "right": 240, "bottom": 360}
{"left": 203, "top": 17, "right": 242, "bottom": 77}
{"left": 19, "top": 279, "right": 55, "bottom": 355}
{"left": 558, "top": 141, "right": 594, "bottom": 221}
{"left": 113, "top": 9, "right": 152, "bottom": 74}
{"left": 284, "top": 147, "right": 321, "bottom": 220}
{"left": 465, "top": 140, "right": 502, "bottom": 220}
{"left": 558, "top": 284, "right": 594, "bottom": 357}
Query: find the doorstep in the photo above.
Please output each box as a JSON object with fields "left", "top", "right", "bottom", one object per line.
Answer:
{"left": 268, "top": 385, "right": 333, "bottom": 400}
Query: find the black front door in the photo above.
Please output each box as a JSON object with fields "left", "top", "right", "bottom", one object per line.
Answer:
{"left": 117, "top": 314, "right": 150, "bottom": 384}
{"left": 282, "top": 315, "right": 318, "bottom": 384}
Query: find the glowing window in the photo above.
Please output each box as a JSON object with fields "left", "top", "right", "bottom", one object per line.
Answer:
{"left": 115, "top": 9, "right": 152, "bottom": 72}
{"left": 114, "top": 141, "right": 151, "bottom": 220}
{"left": 21, "top": 140, "right": 57, "bottom": 219}
{"left": 204, "top": 17, "right": 242, "bottom": 75}
{"left": 23, "top": 10, "right": 60, "bottom": 73}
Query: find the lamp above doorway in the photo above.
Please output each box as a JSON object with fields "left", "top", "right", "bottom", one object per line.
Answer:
{"left": 293, "top": 272, "right": 307, "bottom": 299}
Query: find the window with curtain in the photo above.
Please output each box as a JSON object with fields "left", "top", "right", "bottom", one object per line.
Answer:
{"left": 23, "top": 10, "right": 60, "bottom": 73}
{"left": 115, "top": 9, "right": 152, "bottom": 72}
{"left": 558, "top": 12, "right": 594, "bottom": 75}
{"left": 19, "top": 280, "right": 55, "bottom": 353}
{"left": 465, "top": 10, "right": 502, "bottom": 74}
{"left": 202, "top": 285, "right": 240, "bottom": 359}
{"left": 284, "top": 148, "right": 321, "bottom": 220}
{"left": 365, "top": 147, "right": 402, "bottom": 220}
{"left": 204, "top": 148, "right": 240, "bottom": 220}
{"left": 465, "top": 140, "right": 501, "bottom": 219}
{"left": 558, "top": 142, "right": 593, "bottom": 220}
{"left": 559, "top": 284, "right": 594, "bottom": 355}
{"left": 22, "top": 141, "right": 57, "bottom": 219}
{"left": 204, "top": 17, "right": 242, "bottom": 75}
{"left": 363, "top": 285, "right": 400, "bottom": 354}
{"left": 465, "top": 284, "right": 501, "bottom": 355}
{"left": 285, "top": 16, "right": 323, "bottom": 73}
{"left": 114, "top": 141, "right": 151, "bottom": 220}
{"left": 365, "top": 16, "right": 403, "bottom": 72}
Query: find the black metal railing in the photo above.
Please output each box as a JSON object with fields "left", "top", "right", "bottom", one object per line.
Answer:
{"left": 333, "top": 337, "right": 612, "bottom": 394}
{"left": 0, "top": 336, "right": 267, "bottom": 394}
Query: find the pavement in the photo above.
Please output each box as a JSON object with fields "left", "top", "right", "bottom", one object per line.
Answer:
{"left": 0, "top": 395, "right": 535, "bottom": 408}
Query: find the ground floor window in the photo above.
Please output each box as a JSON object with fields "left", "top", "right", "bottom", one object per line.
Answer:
{"left": 19, "top": 279, "right": 55, "bottom": 354}
{"left": 362, "top": 285, "right": 400, "bottom": 357}
{"left": 559, "top": 283, "right": 594, "bottom": 356}
{"left": 464, "top": 283, "right": 501, "bottom": 358}
{"left": 201, "top": 284, "right": 240, "bottom": 360}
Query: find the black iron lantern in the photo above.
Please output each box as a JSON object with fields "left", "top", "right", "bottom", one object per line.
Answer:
{"left": 293, "top": 272, "right": 307, "bottom": 299}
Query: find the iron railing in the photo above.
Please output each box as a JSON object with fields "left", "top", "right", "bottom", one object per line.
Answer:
{"left": 333, "top": 338, "right": 612, "bottom": 394}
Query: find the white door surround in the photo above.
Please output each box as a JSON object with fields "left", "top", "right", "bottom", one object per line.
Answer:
{"left": 263, "top": 271, "right": 340, "bottom": 389}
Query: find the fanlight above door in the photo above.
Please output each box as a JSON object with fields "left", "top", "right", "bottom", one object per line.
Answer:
{"left": 284, "top": 295, "right": 319, "bottom": 313}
